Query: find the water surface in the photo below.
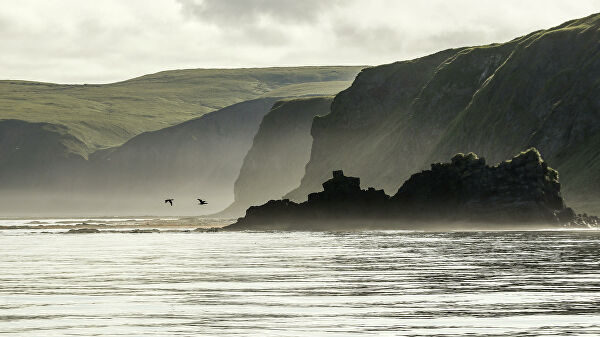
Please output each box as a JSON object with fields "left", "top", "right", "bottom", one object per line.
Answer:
{"left": 1, "top": 229, "right": 599, "bottom": 336}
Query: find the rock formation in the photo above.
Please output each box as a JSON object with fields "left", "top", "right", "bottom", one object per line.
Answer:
{"left": 226, "top": 169, "right": 390, "bottom": 231}
{"left": 225, "top": 149, "right": 587, "bottom": 231}
{"left": 391, "top": 149, "right": 567, "bottom": 223}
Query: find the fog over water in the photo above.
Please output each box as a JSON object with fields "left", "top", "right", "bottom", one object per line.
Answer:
{"left": 2, "top": 227, "right": 600, "bottom": 336}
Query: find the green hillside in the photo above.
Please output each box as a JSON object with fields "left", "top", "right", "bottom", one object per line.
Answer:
{"left": 0, "top": 66, "right": 362, "bottom": 156}
{"left": 0, "top": 98, "right": 279, "bottom": 216}
{"left": 289, "top": 13, "right": 600, "bottom": 214}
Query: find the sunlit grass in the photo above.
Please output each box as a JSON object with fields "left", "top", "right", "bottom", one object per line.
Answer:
{"left": 0, "top": 66, "right": 362, "bottom": 155}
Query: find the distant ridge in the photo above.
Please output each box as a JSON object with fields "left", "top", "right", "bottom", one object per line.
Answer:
{"left": 0, "top": 66, "right": 363, "bottom": 154}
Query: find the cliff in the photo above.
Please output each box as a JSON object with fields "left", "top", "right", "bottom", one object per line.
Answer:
{"left": 226, "top": 149, "right": 583, "bottom": 231}
{"left": 0, "top": 98, "right": 279, "bottom": 215}
{"left": 216, "top": 97, "right": 333, "bottom": 218}
{"left": 0, "top": 66, "right": 362, "bottom": 154}
{"left": 0, "top": 66, "right": 362, "bottom": 216}
{"left": 287, "top": 14, "right": 600, "bottom": 214}
{"left": 86, "top": 98, "right": 281, "bottom": 215}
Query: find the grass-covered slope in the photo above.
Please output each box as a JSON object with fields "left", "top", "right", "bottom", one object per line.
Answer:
{"left": 217, "top": 97, "right": 333, "bottom": 218}
{"left": 289, "top": 13, "right": 600, "bottom": 214}
{"left": 0, "top": 98, "right": 281, "bottom": 216}
{"left": 0, "top": 120, "right": 87, "bottom": 189}
{"left": 0, "top": 66, "right": 362, "bottom": 155}
{"left": 88, "top": 97, "right": 281, "bottom": 215}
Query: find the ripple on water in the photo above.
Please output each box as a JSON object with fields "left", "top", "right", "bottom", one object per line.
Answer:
{"left": 1, "top": 230, "right": 600, "bottom": 336}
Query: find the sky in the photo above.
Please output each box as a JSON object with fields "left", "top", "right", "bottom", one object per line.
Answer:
{"left": 1, "top": 0, "right": 599, "bottom": 83}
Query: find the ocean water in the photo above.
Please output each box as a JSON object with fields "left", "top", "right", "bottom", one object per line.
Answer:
{"left": 1, "top": 228, "right": 600, "bottom": 336}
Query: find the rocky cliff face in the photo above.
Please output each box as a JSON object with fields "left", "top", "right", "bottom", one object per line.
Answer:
{"left": 217, "top": 97, "right": 332, "bottom": 218}
{"left": 0, "top": 66, "right": 363, "bottom": 216}
{"left": 226, "top": 149, "right": 579, "bottom": 231}
{"left": 288, "top": 14, "right": 600, "bottom": 214}
{"left": 87, "top": 98, "right": 281, "bottom": 215}
{"left": 392, "top": 149, "right": 566, "bottom": 223}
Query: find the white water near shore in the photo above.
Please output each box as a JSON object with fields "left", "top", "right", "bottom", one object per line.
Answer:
{"left": 0, "top": 217, "right": 232, "bottom": 232}
{"left": 1, "top": 228, "right": 600, "bottom": 336}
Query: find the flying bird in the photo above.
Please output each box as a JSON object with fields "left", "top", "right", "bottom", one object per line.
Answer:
{"left": 165, "top": 199, "right": 174, "bottom": 206}
{"left": 197, "top": 198, "right": 208, "bottom": 205}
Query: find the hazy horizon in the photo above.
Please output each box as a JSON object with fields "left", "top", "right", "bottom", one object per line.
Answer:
{"left": 2, "top": 0, "right": 600, "bottom": 84}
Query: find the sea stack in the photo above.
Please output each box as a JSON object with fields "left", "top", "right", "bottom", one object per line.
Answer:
{"left": 225, "top": 148, "right": 585, "bottom": 231}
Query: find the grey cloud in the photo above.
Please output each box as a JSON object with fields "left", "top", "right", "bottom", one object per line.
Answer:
{"left": 1, "top": 0, "right": 599, "bottom": 83}
{"left": 332, "top": 22, "right": 406, "bottom": 53}
{"left": 177, "top": 0, "right": 344, "bottom": 26}
{"left": 221, "top": 25, "right": 289, "bottom": 46}
{"left": 0, "top": 13, "right": 8, "bottom": 33}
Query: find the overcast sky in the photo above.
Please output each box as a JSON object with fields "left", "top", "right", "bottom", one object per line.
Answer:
{"left": 2, "top": 0, "right": 599, "bottom": 83}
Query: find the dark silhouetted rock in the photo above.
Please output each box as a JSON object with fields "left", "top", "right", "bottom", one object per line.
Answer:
{"left": 127, "top": 229, "right": 160, "bottom": 233}
{"left": 225, "top": 149, "right": 588, "bottom": 231}
{"left": 226, "top": 169, "right": 389, "bottom": 230}
{"left": 565, "top": 213, "right": 600, "bottom": 228}
{"left": 391, "top": 148, "right": 566, "bottom": 223}
{"left": 194, "top": 227, "right": 221, "bottom": 232}
{"left": 65, "top": 228, "right": 100, "bottom": 234}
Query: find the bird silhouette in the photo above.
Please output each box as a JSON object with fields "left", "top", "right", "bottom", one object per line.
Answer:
{"left": 197, "top": 198, "right": 208, "bottom": 205}
{"left": 165, "top": 199, "right": 174, "bottom": 206}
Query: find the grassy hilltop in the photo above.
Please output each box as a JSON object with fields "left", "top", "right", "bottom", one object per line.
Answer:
{"left": 0, "top": 66, "right": 362, "bottom": 156}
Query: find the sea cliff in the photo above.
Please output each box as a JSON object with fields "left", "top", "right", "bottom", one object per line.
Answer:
{"left": 287, "top": 14, "right": 600, "bottom": 215}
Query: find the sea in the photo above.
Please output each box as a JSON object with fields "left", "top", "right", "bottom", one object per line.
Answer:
{"left": 1, "top": 218, "right": 600, "bottom": 336}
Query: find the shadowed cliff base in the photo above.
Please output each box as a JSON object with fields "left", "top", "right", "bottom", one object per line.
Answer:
{"left": 225, "top": 149, "right": 598, "bottom": 231}
{"left": 214, "top": 96, "right": 334, "bottom": 218}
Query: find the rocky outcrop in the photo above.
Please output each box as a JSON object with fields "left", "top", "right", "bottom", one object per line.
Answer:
{"left": 391, "top": 149, "right": 566, "bottom": 223}
{"left": 216, "top": 97, "right": 333, "bottom": 218}
{"left": 226, "top": 149, "right": 585, "bottom": 231}
{"left": 66, "top": 228, "right": 100, "bottom": 234}
{"left": 287, "top": 14, "right": 600, "bottom": 215}
{"left": 226, "top": 169, "right": 390, "bottom": 231}
{"left": 565, "top": 213, "right": 600, "bottom": 228}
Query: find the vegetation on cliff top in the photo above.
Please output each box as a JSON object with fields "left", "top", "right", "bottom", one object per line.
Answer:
{"left": 289, "top": 13, "right": 600, "bottom": 214}
{"left": 0, "top": 66, "right": 362, "bottom": 156}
